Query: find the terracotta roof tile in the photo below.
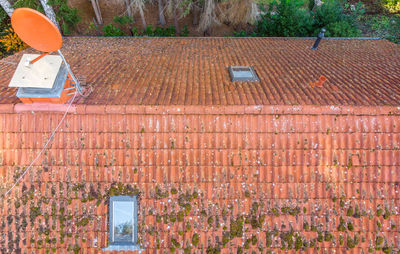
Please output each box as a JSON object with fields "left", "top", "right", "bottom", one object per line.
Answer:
{"left": 0, "top": 38, "right": 399, "bottom": 106}
{"left": 0, "top": 109, "right": 399, "bottom": 252}
{"left": 0, "top": 37, "right": 399, "bottom": 253}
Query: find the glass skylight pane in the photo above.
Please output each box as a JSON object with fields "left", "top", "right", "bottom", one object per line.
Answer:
{"left": 232, "top": 70, "right": 253, "bottom": 78}
{"left": 228, "top": 66, "right": 259, "bottom": 82}
{"left": 113, "top": 201, "right": 134, "bottom": 242}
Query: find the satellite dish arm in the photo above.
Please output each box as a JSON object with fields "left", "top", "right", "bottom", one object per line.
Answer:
{"left": 29, "top": 52, "right": 49, "bottom": 64}
{"left": 57, "top": 50, "right": 83, "bottom": 95}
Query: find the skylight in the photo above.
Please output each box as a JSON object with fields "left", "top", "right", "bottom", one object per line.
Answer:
{"left": 228, "top": 66, "right": 260, "bottom": 82}
{"left": 103, "top": 196, "right": 141, "bottom": 251}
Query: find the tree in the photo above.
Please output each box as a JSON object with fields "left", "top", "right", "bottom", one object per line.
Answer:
{"left": 39, "top": 0, "right": 60, "bottom": 28}
{"left": 158, "top": 0, "right": 166, "bottom": 26}
{"left": 90, "top": 0, "right": 103, "bottom": 25}
{"left": 226, "top": 0, "right": 256, "bottom": 26}
{"left": 127, "top": 0, "right": 147, "bottom": 28}
{"left": 0, "top": 0, "right": 13, "bottom": 17}
{"left": 198, "top": 0, "right": 219, "bottom": 33}
{"left": 166, "top": 0, "right": 180, "bottom": 33}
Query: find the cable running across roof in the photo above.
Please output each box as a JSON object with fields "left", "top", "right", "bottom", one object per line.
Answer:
{"left": 0, "top": 91, "right": 77, "bottom": 200}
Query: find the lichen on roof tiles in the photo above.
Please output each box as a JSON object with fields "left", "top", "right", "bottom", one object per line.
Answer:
{"left": 0, "top": 37, "right": 399, "bottom": 106}
{"left": 0, "top": 107, "right": 399, "bottom": 252}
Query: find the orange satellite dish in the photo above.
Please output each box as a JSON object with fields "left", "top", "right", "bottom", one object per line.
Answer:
{"left": 11, "top": 8, "right": 62, "bottom": 53}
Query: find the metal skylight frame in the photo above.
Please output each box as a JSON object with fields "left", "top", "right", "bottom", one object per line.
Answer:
{"left": 108, "top": 196, "right": 138, "bottom": 246}
{"left": 228, "top": 66, "right": 260, "bottom": 82}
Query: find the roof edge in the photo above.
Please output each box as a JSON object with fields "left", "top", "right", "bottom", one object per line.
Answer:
{"left": 65, "top": 36, "right": 382, "bottom": 40}
{"left": 1, "top": 103, "right": 400, "bottom": 115}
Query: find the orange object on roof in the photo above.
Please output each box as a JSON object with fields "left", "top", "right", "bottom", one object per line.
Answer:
{"left": 310, "top": 75, "right": 327, "bottom": 88}
{"left": 11, "top": 8, "right": 62, "bottom": 53}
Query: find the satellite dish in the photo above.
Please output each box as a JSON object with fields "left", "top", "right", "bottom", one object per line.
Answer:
{"left": 9, "top": 8, "right": 84, "bottom": 103}
{"left": 11, "top": 8, "right": 62, "bottom": 53}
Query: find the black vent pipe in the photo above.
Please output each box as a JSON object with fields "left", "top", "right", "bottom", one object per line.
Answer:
{"left": 312, "top": 28, "right": 326, "bottom": 50}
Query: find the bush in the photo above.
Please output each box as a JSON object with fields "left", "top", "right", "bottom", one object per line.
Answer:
{"left": 132, "top": 25, "right": 178, "bottom": 37}
{"left": 0, "top": 27, "right": 28, "bottom": 56}
{"left": 233, "top": 30, "right": 247, "bottom": 37}
{"left": 102, "top": 23, "right": 126, "bottom": 36}
{"left": 325, "top": 20, "right": 361, "bottom": 37}
{"left": 113, "top": 16, "right": 134, "bottom": 25}
{"left": 313, "top": 0, "right": 344, "bottom": 28}
{"left": 371, "top": 15, "right": 400, "bottom": 43}
{"left": 180, "top": 25, "right": 190, "bottom": 37}
{"left": 12, "top": 0, "right": 42, "bottom": 10}
{"left": 256, "top": 0, "right": 314, "bottom": 37}
{"left": 48, "top": 0, "right": 81, "bottom": 35}
{"left": 256, "top": 0, "right": 362, "bottom": 37}
{"left": 381, "top": 0, "right": 400, "bottom": 13}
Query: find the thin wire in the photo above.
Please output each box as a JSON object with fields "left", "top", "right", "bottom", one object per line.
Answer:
{"left": 0, "top": 91, "right": 77, "bottom": 200}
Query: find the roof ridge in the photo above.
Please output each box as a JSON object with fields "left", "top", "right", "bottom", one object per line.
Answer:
{"left": 1, "top": 103, "right": 399, "bottom": 115}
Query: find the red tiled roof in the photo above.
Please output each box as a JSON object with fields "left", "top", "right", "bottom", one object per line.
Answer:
{"left": 0, "top": 38, "right": 399, "bottom": 253}
{"left": 0, "top": 37, "right": 399, "bottom": 106}
{"left": 0, "top": 105, "right": 400, "bottom": 253}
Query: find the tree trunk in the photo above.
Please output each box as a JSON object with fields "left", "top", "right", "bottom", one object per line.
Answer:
{"left": 158, "top": 0, "right": 166, "bottom": 26}
{"left": 192, "top": 4, "right": 200, "bottom": 26}
{"left": 90, "top": 0, "right": 103, "bottom": 25}
{"left": 39, "top": 0, "right": 60, "bottom": 28}
{"left": 173, "top": 0, "right": 179, "bottom": 33}
{"left": 125, "top": 0, "right": 133, "bottom": 18}
{"left": 0, "top": 0, "right": 14, "bottom": 17}
{"left": 138, "top": 6, "right": 146, "bottom": 28}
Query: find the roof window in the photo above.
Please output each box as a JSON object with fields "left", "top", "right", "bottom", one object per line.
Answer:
{"left": 228, "top": 66, "right": 259, "bottom": 82}
{"left": 103, "top": 196, "right": 142, "bottom": 251}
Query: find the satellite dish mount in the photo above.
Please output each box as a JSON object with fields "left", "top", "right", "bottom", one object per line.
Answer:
{"left": 8, "top": 8, "right": 83, "bottom": 103}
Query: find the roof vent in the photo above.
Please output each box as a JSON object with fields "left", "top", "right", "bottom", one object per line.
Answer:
{"left": 228, "top": 66, "right": 259, "bottom": 82}
{"left": 312, "top": 28, "right": 326, "bottom": 50}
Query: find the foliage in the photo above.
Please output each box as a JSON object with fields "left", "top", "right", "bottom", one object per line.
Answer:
{"left": 180, "top": 25, "right": 190, "bottom": 37}
{"left": 325, "top": 20, "right": 361, "bottom": 37}
{"left": 131, "top": 27, "right": 141, "bottom": 36}
{"left": 48, "top": 0, "right": 81, "bottom": 35}
{"left": 233, "top": 30, "right": 247, "bottom": 37}
{"left": 313, "top": 0, "right": 344, "bottom": 28}
{"left": 0, "top": 27, "right": 28, "bottom": 55}
{"left": 370, "top": 15, "right": 400, "bottom": 43}
{"left": 113, "top": 15, "right": 134, "bottom": 25}
{"left": 103, "top": 23, "right": 126, "bottom": 37}
{"left": 255, "top": 0, "right": 362, "bottom": 37}
{"left": 313, "top": 0, "right": 362, "bottom": 36}
{"left": 256, "top": 0, "right": 314, "bottom": 37}
{"left": 381, "top": 0, "right": 400, "bottom": 13}
{"left": 12, "top": 0, "right": 42, "bottom": 10}
{"left": 131, "top": 25, "right": 179, "bottom": 37}
{"left": 0, "top": 10, "right": 8, "bottom": 57}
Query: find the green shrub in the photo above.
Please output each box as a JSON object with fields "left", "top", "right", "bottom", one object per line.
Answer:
{"left": 233, "top": 30, "right": 247, "bottom": 37}
{"left": 102, "top": 23, "right": 126, "bottom": 36}
{"left": 325, "top": 20, "right": 361, "bottom": 37}
{"left": 256, "top": 0, "right": 361, "bottom": 37}
{"left": 381, "top": 0, "right": 400, "bottom": 13}
{"left": 48, "top": 0, "right": 80, "bottom": 35}
{"left": 371, "top": 15, "right": 400, "bottom": 43}
{"left": 140, "top": 25, "right": 177, "bottom": 37}
{"left": 180, "top": 25, "right": 190, "bottom": 37}
{"left": 256, "top": 0, "right": 314, "bottom": 37}
{"left": 313, "top": 0, "right": 344, "bottom": 29}
{"left": 12, "top": 0, "right": 42, "bottom": 10}
{"left": 113, "top": 15, "right": 134, "bottom": 25}
{"left": 131, "top": 27, "right": 141, "bottom": 36}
